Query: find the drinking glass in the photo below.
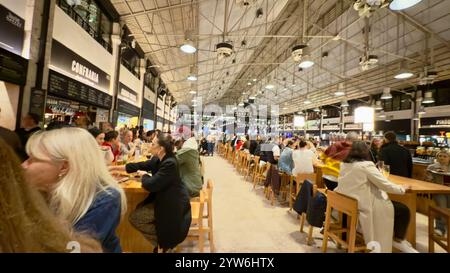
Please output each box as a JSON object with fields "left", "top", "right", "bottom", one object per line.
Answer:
{"left": 383, "top": 165, "right": 390, "bottom": 178}
{"left": 376, "top": 161, "right": 384, "bottom": 171}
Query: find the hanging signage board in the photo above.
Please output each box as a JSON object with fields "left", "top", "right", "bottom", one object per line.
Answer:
{"left": 29, "top": 88, "right": 46, "bottom": 118}
{"left": 48, "top": 70, "right": 112, "bottom": 109}
{"left": 119, "top": 82, "right": 138, "bottom": 104}
{"left": 49, "top": 39, "right": 110, "bottom": 93}
{"left": 344, "top": 123, "right": 362, "bottom": 130}
{"left": 421, "top": 117, "right": 450, "bottom": 128}
{"left": 323, "top": 125, "right": 340, "bottom": 130}
{"left": 117, "top": 99, "right": 140, "bottom": 117}
{"left": 0, "top": 5, "right": 25, "bottom": 56}
{"left": 0, "top": 46, "right": 28, "bottom": 85}
{"left": 142, "top": 99, "right": 155, "bottom": 120}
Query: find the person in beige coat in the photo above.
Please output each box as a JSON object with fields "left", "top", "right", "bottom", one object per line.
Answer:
{"left": 336, "top": 141, "right": 418, "bottom": 253}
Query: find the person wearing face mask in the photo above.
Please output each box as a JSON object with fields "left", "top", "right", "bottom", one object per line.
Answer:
{"left": 426, "top": 150, "right": 450, "bottom": 236}
{"left": 109, "top": 133, "right": 191, "bottom": 252}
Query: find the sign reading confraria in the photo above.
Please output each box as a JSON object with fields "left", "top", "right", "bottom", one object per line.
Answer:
{"left": 49, "top": 39, "right": 110, "bottom": 93}
{"left": 0, "top": 4, "right": 25, "bottom": 56}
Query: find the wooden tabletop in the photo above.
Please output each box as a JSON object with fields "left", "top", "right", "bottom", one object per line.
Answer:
{"left": 389, "top": 175, "right": 450, "bottom": 194}
{"left": 120, "top": 179, "right": 147, "bottom": 193}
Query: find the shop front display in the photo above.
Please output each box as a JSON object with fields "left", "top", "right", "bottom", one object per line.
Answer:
{"left": 116, "top": 99, "right": 140, "bottom": 129}
{"left": 45, "top": 39, "right": 112, "bottom": 127}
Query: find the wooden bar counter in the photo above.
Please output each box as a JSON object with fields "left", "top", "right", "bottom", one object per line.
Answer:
{"left": 117, "top": 178, "right": 153, "bottom": 253}
{"left": 388, "top": 175, "right": 450, "bottom": 248}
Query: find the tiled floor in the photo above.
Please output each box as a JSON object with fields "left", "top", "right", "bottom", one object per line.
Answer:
{"left": 180, "top": 155, "right": 446, "bottom": 253}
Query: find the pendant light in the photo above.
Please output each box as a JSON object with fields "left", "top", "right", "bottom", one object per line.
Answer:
{"left": 422, "top": 91, "right": 434, "bottom": 104}
{"left": 394, "top": 60, "right": 414, "bottom": 79}
{"left": 389, "top": 0, "right": 423, "bottom": 11}
{"left": 334, "top": 83, "right": 345, "bottom": 96}
{"left": 380, "top": 87, "right": 392, "bottom": 100}
{"left": 341, "top": 100, "right": 349, "bottom": 108}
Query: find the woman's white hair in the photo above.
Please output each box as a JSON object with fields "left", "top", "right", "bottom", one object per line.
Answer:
{"left": 26, "top": 127, "right": 126, "bottom": 225}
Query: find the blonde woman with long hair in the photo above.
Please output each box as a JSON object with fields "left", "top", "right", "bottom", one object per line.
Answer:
{"left": 22, "top": 127, "right": 127, "bottom": 253}
{"left": 0, "top": 138, "right": 101, "bottom": 253}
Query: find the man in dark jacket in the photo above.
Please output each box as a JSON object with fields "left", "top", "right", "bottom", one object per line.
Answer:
{"left": 379, "top": 131, "right": 413, "bottom": 178}
{"left": 15, "top": 113, "right": 41, "bottom": 147}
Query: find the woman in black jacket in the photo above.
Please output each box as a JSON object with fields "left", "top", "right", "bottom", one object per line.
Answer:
{"left": 110, "top": 133, "right": 191, "bottom": 251}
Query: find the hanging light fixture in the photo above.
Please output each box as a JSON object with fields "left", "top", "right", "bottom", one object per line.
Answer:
{"left": 189, "top": 90, "right": 197, "bottom": 94}
{"left": 180, "top": 31, "right": 197, "bottom": 54}
{"left": 187, "top": 74, "right": 197, "bottom": 81}
{"left": 321, "top": 109, "right": 328, "bottom": 117}
{"left": 354, "top": 106, "right": 374, "bottom": 123}
{"left": 299, "top": 56, "right": 315, "bottom": 69}
{"left": 374, "top": 100, "right": 383, "bottom": 110}
{"left": 394, "top": 62, "right": 414, "bottom": 79}
{"left": 187, "top": 66, "right": 198, "bottom": 81}
{"left": 342, "top": 107, "right": 349, "bottom": 115}
{"left": 341, "top": 100, "right": 349, "bottom": 108}
{"left": 422, "top": 91, "right": 435, "bottom": 104}
{"left": 313, "top": 107, "right": 320, "bottom": 112}
{"left": 334, "top": 83, "right": 345, "bottom": 96}
{"left": 304, "top": 99, "right": 312, "bottom": 104}
{"left": 380, "top": 87, "right": 392, "bottom": 99}
{"left": 389, "top": 0, "right": 423, "bottom": 11}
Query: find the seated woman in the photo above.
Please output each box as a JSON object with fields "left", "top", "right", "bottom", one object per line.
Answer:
{"left": 278, "top": 140, "right": 295, "bottom": 175}
{"left": 103, "top": 130, "right": 121, "bottom": 162}
{"left": 109, "top": 133, "right": 191, "bottom": 252}
{"left": 336, "top": 141, "right": 418, "bottom": 253}
{"left": 292, "top": 140, "right": 317, "bottom": 176}
{"left": 22, "top": 127, "right": 127, "bottom": 253}
{"left": 88, "top": 127, "right": 114, "bottom": 165}
{"left": 0, "top": 138, "right": 101, "bottom": 253}
{"left": 426, "top": 150, "right": 450, "bottom": 236}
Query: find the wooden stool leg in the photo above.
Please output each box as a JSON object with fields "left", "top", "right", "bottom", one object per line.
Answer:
{"left": 307, "top": 225, "right": 314, "bottom": 245}
{"left": 300, "top": 213, "right": 306, "bottom": 233}
{"left": 322, "top": 206, "right": 332, "bottom": 253}
{"left": 429, "top": 211, "right": 434, "bottom": 253}
{"left": 289, "top": 179, "right": 293, "bottom": 211}
{"left": 348, "top": 214, "right": 358, "bottom": 253}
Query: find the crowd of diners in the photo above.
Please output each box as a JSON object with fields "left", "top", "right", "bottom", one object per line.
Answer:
{"left": 221, "top": 131, "right": 449, "bottom": 253}
{"left": 0, "top": 110, "right": 449, "bottom": 253}
{"left": 0, "top": 112, "right": 204, "bottom": 253}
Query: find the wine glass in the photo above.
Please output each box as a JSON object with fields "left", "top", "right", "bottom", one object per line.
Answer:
{"left": 383, "top": 165, "right": 390, "bottom": 178}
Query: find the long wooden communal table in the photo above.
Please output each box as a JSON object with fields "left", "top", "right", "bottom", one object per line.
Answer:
{"left": 388, "top": 175, "right": 450, "bottom": 248}
{"left": 116, "top": 176, "right": 153, "bottom": 253}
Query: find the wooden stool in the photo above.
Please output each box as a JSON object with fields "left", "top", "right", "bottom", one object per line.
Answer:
{"left": 428, "top": 205, "right": 450, "bottom": 253}
{"left": 248, "top": 156, "right": 260, "bottom": 182}
{"left": 322, "top": 190, "right": 367, "bottom": 253}
{"left": 203, "top": 179, "right": 215, "bottom": 253}
{"left": 184, "top": 190, "right": 206, "bottom": 252}
{"left": 289, "top": 173, "right": 316, "bottom": 211}
{"left": 253, "top": 162, "right": 270, "bottom": 189}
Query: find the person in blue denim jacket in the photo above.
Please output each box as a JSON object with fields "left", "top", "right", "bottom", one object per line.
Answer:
{"left": 22, "top": 127, "right": 127, "bottom": 253}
